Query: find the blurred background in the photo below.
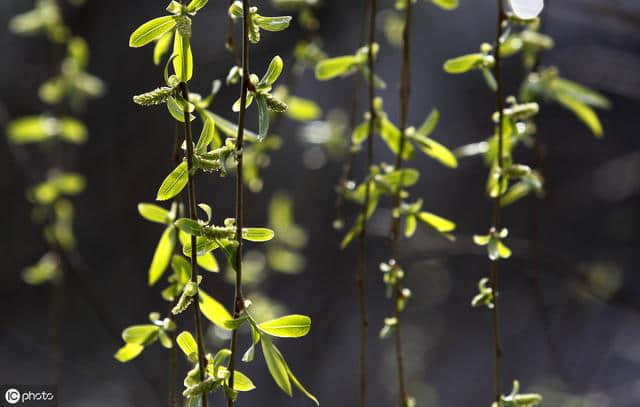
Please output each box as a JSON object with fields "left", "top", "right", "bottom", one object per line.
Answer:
{"left": 1, "top": 0, "right": 640, "bottom": 406}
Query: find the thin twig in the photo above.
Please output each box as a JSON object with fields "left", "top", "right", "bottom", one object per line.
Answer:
{"left": 388, "top": 1, "right": 412, "bottom": 405}
{"left": 227, "top": 0, "right": 250, "bottom": 404}
{"left": 356, "top": 1, "right": 378, "bottom": 406}
{"left": 179, "top": 81, "right": 209, "bottom": 407}
{"left": 490, "top": 0, "right": 506, "bottom": 403}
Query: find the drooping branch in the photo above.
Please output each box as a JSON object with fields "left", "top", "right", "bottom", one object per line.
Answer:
{"left": 179, "top": 81, "right": 209, "bottom": 407}
{"left": 489, "top": 0, "right": 506, "bottom": 403}
{"left": 226, "top": 0, "right": 250, "bottom": 404}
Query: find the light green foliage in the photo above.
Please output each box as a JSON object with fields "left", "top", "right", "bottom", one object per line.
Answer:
{"left": 231, "top": 56, "right": 289, "bottom": 140}
{"left": 9, "top": 0, "right": 69, "bottom": 43}
{"left": 492, "top": 381, "right": 543, "bottom": 407}
{"left": 22, "top": 252, "right": 61, "bottom": 286}
{"left": 8, "top": 116, "right": 88, "bottom": 144}
{"left": 315, "top": 43, "right": 385, "bottom": 88}
{"left": 115, "top": 313, "right": 177, "bottom": 362}
{"left": 266, "top": 192, "right": 308, "bottom": 274}
{"left": 396, "top": 0, "right": 459, "bottom": 11}
{"left": 474, "top": 228, "right": 512, "bottom": 261}
{"left": 471, "top": 278, "right": 494, "bottom": 309}
{"left": 520, "top": 67, "right": 610, "bottom": 137}
{"left": 229, "top": 1, "right": 292, "bottom": 44}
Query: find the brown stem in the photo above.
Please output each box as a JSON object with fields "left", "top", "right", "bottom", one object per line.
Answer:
{"left": 179, "top": 82, "right": 209, "bottom": 407}
{"left": 387, "top": 2, "right": 412, "bottom": 405}
{"left": 355, "top": 1, "right": 378, "bottom": 406}
{"left": 490, "top": 0, "right": 506, "bottom": 403}
{"left": 227, "top": 0, "right": 250, "bottom": 404}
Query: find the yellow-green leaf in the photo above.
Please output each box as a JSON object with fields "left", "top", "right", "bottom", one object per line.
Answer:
{"left": 258, "top": 315, "right": 311, "bottom": 338}
{"left": 149, "top": 225, "right": 176, "bottom": 286}
{"left": 130, "top": 16, "right": 177, "bottom": 48}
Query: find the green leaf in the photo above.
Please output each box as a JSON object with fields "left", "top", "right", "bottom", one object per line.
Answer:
{"left": 409, "top": 134, "right": 458, "bottom": 168}
{"left": 379, "top": 168, "right": 420, "bottom": 189}
{"left": 242, "top": 325, "right": 261, "bottom": 362}
{"left": 242, "top": 228, "right": 275, "bottom": 242}
{"left": 260, "top": 56, "right": 284, "bottom": 86}
{"left": 226, "top": 370, "right": 256, "bottom": 392}
{"left": 130, "top": 16, "right": 177, "bottom": 48}
{"left": 286, "top": 97, "right": 322, "bottom": 122}
{"left": 175, "top": 218, "right": 204, "bottom": 236}
{"left": 183, "top": 237, "right": 219, "bottom": 257}
{"left": 555, "top": 93, "right": 603, "bottom": 137}
{"left": 122, "top": 325, "right": 160, "bottom": 345}
{"left": 443, "top": 53, "right": 484, "bottom": 74}
{"left": 153, "top": 31, "right": 174, "bottom": 65}
{"left": 417, "top": 211, "right": 456, "bottom": 233}
{"left": 255, "top": 15, "right": 293, "bottom": 32}
{"left": 196, "top": 115, "right": 215, "bottom": 153}
{"left": 380, "top": 118, "right": 413, "bottom": 160}
{"left": 209, "top": 112, "right": 259, "bottom": 141}
{"left": 431, "top": 0, "right": 459, "bottom": 10}
{"left": 173, "top": 30, "right": 193, "bottom": 82}
{"left": 171, "top": 254, "right": 192, "bottom": 282}
{"left": 352, "top": 121, "right": 369, "bottom": 145}
{"left": 269, "top": 341, "right": 319, "bottom": 405}
{"left": 114, "top": 343, "right": 145, "bottom": 362}
{"left": 261, "top": 337, "right": 292, "bottom": 396}
{"left": 59, "top": 118, "right": 88, "bottom": 143}
{"left": 405, "top": 215, "right": 417, "bottom": 238}
{"left": 199, "top": 290, "right": 233, "bottom": 330}
{"left": 416, "top": 109, "right": 440, "bottom": 138}
{"left": 167, "top": 96, "right": 194, "bottom": 122}
{"left": 7, "top": 116, "right": 54, "bottom": 144}
{"left": 176, "top": 331, "right": 199, "bottom": 362}
{"left": 186, "top": 0, "right": 209, "bottom": 13}
{"left": 315, "top": 56, "right": 358, "bottom": 80}
{"left": 552, "top": 78, "right": 611, "bottom": 109}
{"left": 149, "top": 225, "right": 177, "bottom": 286}
{"left": 258, "top": 315, "right": 311, "bottom": 338}
{"left": 157, "top": 161, "right": 189, "bottom": 201}
{"left": 256, "top": 94, "right": 270, "bottom": 142}
{"left": 138, "top": 203, "right": 171, "bottom": 224}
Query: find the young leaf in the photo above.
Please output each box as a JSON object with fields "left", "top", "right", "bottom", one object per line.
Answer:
{"left": 157, "top": 161, "right": 189, "bottom": 201}
{"left": 260, "top": 56, "right": 284, "bottom": 86}
{"left": 186, "top": 0, "right": 209, "bottom": 13}
{"left": 555, "top": 93, "right": 603, "bottom": 137}
{"left": 122, "top": 325, "right": 160, "bottom": 345}
{"left": 173, "top": 30, "right": 193, "bottom": 82}
{"left": 114, "top": 343, "right": 145, "bottom": 362}
{"left": 167, "top": 96, "right": 194, "bottom": 122}
{"left": 258, "top": 315, "right": 311, "bottom": 338}
{"left": 176, "top": 331, "right": 199, "bottom": 362}
{"left": 153, "top": 31, "right": 173, "bottom": 65}
{"left": 225, "top": 370, "right": 256, "bottom": 392}
{"left": 271, "top": 342, "right": 319, "bottom": 405}
{"left": 199, "top": 290, "right": 233, "bottom": 330}
{"left": 175, "top": 218, "right": 204, "bottom": 236}
{"left": 409, "top": 134, "right": 458, "bottom": 168}
{"left": 443, "top": 53, "right": 484, "bottom": 74}
{"left": 256, "top": 94, "right": 270, "bottom": 141}
{"left": 417, "top": 211, "right": 456, "bottom": 233}
{"left": 195, "top": 115, "right": 215, "bottom": 153}
{"left": 314, "top": 56, "right": 358, "bottom": 80}
{"left": 138, "top": 203, "right": 170, "bottom": 224}
{"left": 149, "top": 225, "right": 177, "bottom": 285}
{"left": 261, "top": 337, "right": 292, "bottom": 396}
{"left": 198, "top": 252, "right": 219, "bottom": 272}
{"left": 130, "top": 16, "right": 177, "bottom": 48}
{"left": 417, "top": 109, "right": 440, "bottom": 138}
{"left": 183, "top": 237, "right": 219, "bottom": 257}
{"left": 242, "top": 228, "right": 275, "bottom": 242}
{"left": 431, "top": 0, "right": 459, "bottom": 10}
{"left": 380, "top": 119, "right": 413, "bottom": 160}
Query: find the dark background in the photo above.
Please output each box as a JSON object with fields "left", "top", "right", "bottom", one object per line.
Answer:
{"left": 1, "top": 0, "right": 640, "bottom": 406}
